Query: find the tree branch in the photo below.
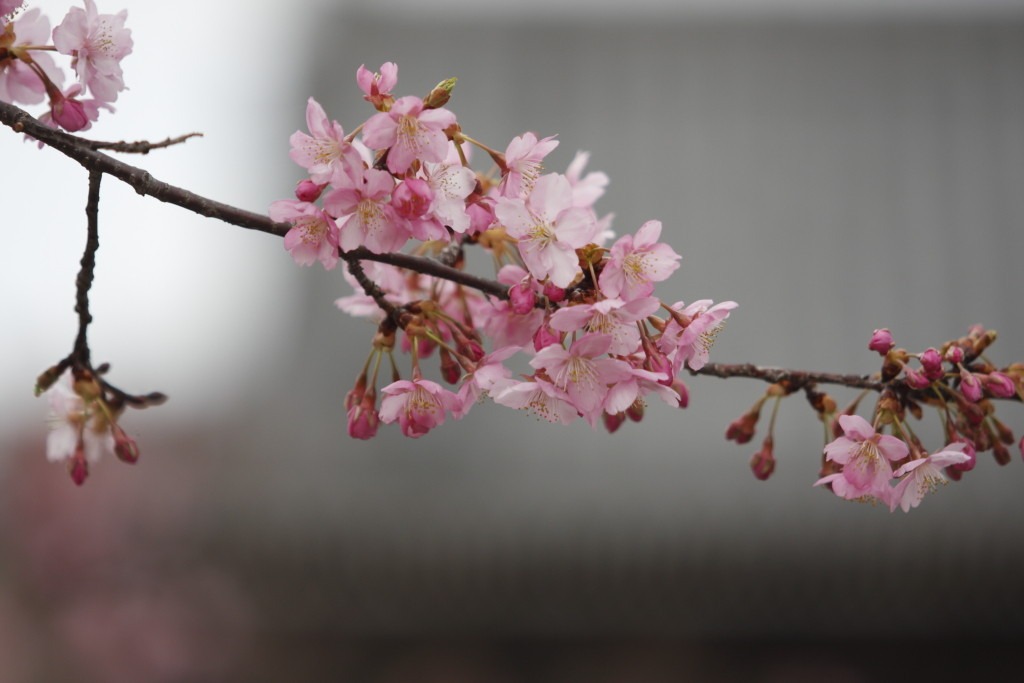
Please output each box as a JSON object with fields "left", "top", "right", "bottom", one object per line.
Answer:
{"left": 693, "top": 363, "right": 884, "bottom": 391}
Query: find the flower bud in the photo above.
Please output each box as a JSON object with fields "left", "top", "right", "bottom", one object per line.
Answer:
{"left": 532, "top": 324, "right": 560, "bottom": 352}
{"left": 439, "top": 348, "right": 461, "bottom": 385}
{"left": 993, "top": 441, "right": 1011, "bottom": 466}
{"left": 626, "top": 400, "right": 644, "bottom": 423}
{"left": 920, "top": 347, "right": 944, "bottom": 381}
{"left": 508, "top": 280, "right": 536, "bottom": 315}
{"left": 959, "top": 368, "right": 983, "bottom": 403}
{"left": 868, "top": 328, "right": 895, "bottom": 355}
{"left": 726, "top": 409, "right": 760, "bottom": 445}
{"left": 983, "top": 372, "right": 1017, "bottom": 399}
{"left": 948, "top": 440, "right": 977, "bottom": 473}
{"left": 69, "top": 445, "right": 88, "bottom": 486}
{"left": 50, "top": 93, "right": 90, "bottom": 132}
{"left": 392, "top": 178, "right": 434, "bottom": 219}
{"left": 945, "top": 346, "right": 964, "bottom": 364}
{"left": 294, "top": 179, "right": 326, "bottom": 202}
{"left": 347, "top": 390, "right": 379, "bottom": 440}
{"left": 542, "top": 282, "right": 566, "bottom": 303}
{"left": 903, "top": 366, "right": 931, "bottom": 390}
{"left": 424, "top": 77, "right": 457, "bottom": 109}
{"left": 749, "top": 437, "right": 775, "bottom": 481}
{"left": 112, "top": 424, "right": 139, "bottom": 464}
{"left": 603, "top": 411, "right": 626, "bottom": 434}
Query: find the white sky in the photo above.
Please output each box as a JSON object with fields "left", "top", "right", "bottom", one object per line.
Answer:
{"left": 0, "top": 1, "right": 306, "bottom": 430}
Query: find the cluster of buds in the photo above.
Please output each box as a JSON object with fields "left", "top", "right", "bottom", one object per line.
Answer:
{"left": 734, "top": 325, "right": 1021, "bottom": 512}
{"left": 0, "top": 0, "right": 131, "bottom": 132}
{"left": 35, "top": 363, "right": 162, "bottom": 485}
{"left": 272, "top": 63, "right": 736, "bottom": 439}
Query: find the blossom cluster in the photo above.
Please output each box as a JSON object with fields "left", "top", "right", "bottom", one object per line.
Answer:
{"left": 0, "top": 0, "right": 130, "bottom": 131}
{"left": 272, "top": 63, "right": 736, "bottom": 440}
{"left": 41, "top": 368, "right": 140, "bottom": 485}
{"left": 731, "top": 325, "right": 1022, "bottom": 512}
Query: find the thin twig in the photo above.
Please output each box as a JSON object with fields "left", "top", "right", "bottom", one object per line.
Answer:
{"left": 72, "top": 169, "right": 102, "bottom": 366}
{"left": 86, "top": 132, "right": 204, "bottom": 154}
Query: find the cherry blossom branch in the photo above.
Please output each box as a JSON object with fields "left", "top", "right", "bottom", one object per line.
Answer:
{"left": 4, "top": 99, "right": 1014, "bottom": 408}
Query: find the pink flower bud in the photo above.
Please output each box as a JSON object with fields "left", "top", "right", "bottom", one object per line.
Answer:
{"left": 347, "top": 390, "right": 379, "bottom": 440}
{"left": 993, "top": 441, "right": 1011, "bottom": 466}
{"left": 959, "top": 367, "right": 983, "bottom": 402}
{"left": 945, "top": 346, "right": 964, "bottom": 364}
{"left": 626, "top": 400, "right": 644, "bottom": 423}
{"left": 112, "top": 424, "right": 139, "bottom": 464}
{"left": 984, "top": 372, "right": 1017, "bottom": 398}
{"left": 603, "top": 411, "right": 626, "bottom": 434}
{"left": 69, "top": 446, "right": 88, "bottom": 486}
{"left": 392, "top": 178, "right": 434, "bottom": 219}
{"left": 903, "top": 366, "right": 931, "bottom": 390}
{"left": 726, "top": 411, "right": 759, "bottom": 445}
{"left": 295, "top": 179, "right": 326, "bottom": 202}
{"left": 439, "top": 348, "right": 462, "bottom": 385}
{"left": 50, "top": 93, "right": 91, "bottom": 132}
{"left": 868, "top": 328, "right": 894, "bottom": 355}
{"left": 920, "top": 347, "right": 944, "bottom": 380}
{"left": 508, "top": 281, "right": 536, "bottom": 315}
{"left": 542, "top": 282, "right": 566, "bottom": 303}
{"left": 533, "top": 324, "right": 560, "bottom": 352}
{"left": 750, "top": 437, "right": 776, "bottom": 481}
{"left": 948, "top": 440, "right": 977, "bottom": 473}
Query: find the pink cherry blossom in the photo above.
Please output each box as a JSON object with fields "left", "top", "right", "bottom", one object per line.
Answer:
{"left": 0, "top": 9, "right": 63, "bottom": 105}
{"left": 289, "top": 97, "right": 359, "bottom": 184}
{"left": 548, "top": 296, "right": 659, "bottom": 356}
{"left": 564, "top": 151, "right": 609, "bottom": 209}
{"left": 455, "top": 346, "right": 519, "bottom": 418}
{"left": 495, "top": 173, "right": 597, "bottom": 288}
{"left": 599, "top": 220, "right": 680, "bottom": 301}
{"left": 356, "top": 62, "right": 397, "bottom": 101}
{"left": 890, "top": 443, "right": 972, "bottom": 512}
{"left": 44, "top": 370, "right": 114, "bottom": 466}
{"left": 530, "top": 333, "right": 633, "bottom": 417}
{"left": 500, "top": 132, "right": 559, "bottom": 198}
{"left": 52, "top": 0, "right": 132, "bottom": 104}
{"left": 324, "top": 167, "right": 408, "bottom": 254}
{"left": 819, "top": 414, "right": 908, "bottom": 503}
{"left": 361, "top": 95, "right": 456, "bottom": 174}
{"left": 269, "top": 199, "right": 340, "bottom": 270}
{"left": 421, "top": 162, "right": 477, "bottom": 234}
{"left": 602, "top": 365, "right": 680, "bottom": 417}
{"left": 392, "top": 177, "right": 448, "bottom": 242}
{"left": 659, "top": 299, "right": 738, "bottom": 372}
{"left": 492, "top": 376, "right": 579, "bottom": 425}
{"left": 378, "top": 378, "right": 461, "bottom": 438}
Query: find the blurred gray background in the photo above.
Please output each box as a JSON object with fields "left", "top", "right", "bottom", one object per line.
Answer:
{"left": 2, "top": 1, "right": 1023, "bottom": 681}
